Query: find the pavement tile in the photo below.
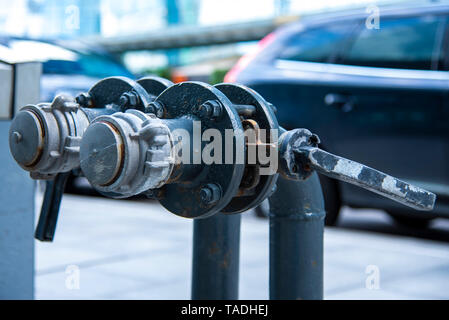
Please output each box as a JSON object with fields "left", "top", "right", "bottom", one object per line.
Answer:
{"left": 35, "top": 194, "right": 449, "bottom": 300}
{"left": 35, "top": 267, "right": 144, "bottom": 300}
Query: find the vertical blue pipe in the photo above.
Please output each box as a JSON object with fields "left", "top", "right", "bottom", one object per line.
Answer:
{"left": 191, "top": 213, "right": 241, "bottom": 299}
{"left": 268, "top": 173, "right": 325, "bottom": 300}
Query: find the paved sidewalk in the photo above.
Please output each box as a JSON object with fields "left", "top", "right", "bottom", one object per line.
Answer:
{"left": 35, "top": 194, "right": 449, "bottom": 299}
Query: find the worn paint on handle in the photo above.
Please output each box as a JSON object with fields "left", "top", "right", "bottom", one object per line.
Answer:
{"left": 296, "top": 147, "right": 436, "bottom": 211}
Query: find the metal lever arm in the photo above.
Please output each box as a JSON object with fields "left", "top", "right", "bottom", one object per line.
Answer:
{"left": 297, "top": 147, "right": 435, "bottom": 211}
{"left": 279, "top": 129, "right": 436, "bottom": 211}
{"left": 35, "top": 172, "right": 71, "bottom": 241}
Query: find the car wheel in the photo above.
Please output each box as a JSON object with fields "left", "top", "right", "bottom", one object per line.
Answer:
{"left": 318, "top": 174, "right": 341, "bottom": 226}
{"left": 387, "top": 211, "right": 434, "bottom": 229}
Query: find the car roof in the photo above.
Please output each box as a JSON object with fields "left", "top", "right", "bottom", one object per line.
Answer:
{"left": 279, "top": 1, "right": 449, "bottom": 34}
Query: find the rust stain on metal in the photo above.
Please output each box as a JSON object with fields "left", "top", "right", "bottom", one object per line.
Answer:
{"left": 100, "top": 121, "right": 125, "bottom": 186}
{"left": 209, "top": 242, "right": 220, "bottom": 255}
{"left": 26, "top": 109, "right": 45, "bottom": 168}
{"left": 220, "top": 250, "right": 231, "bottom": 269}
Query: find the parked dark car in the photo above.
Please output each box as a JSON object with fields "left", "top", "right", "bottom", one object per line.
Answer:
{"left": 226, "top": 3, "right": 449, "bottom": 227}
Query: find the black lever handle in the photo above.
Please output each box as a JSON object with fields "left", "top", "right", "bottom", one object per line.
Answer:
{"left": 279, "top": 129, "right": 436, "bottom": 211}
{"left": 35, "top": 172, "right": 71, "bottom": 242}
{"left": 299, "top": 147, "right": 436, "bottom": 211}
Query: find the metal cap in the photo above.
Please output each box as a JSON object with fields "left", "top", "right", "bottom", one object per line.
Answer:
{"left": 80, "top": 121, "right": 123, "bottom": 186}
{"left": 79, "top": 110, "right": 174, "bottom": 198}
{"left": 9, "top": 109, "right": 44, "bottom": 167}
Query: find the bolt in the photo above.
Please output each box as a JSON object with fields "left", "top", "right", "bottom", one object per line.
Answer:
{"left": 75, "top": 93, "right": 91, "bottom": 107}
{"left": 195, "top": 100, "right": 222, "bottom": 120}
{"left": 146, "top": 101, "right": 165, "bottom": 117}
{"left": 12, "top": 131, "right": 22, "bottom": 144}
{"left": 197, "top": 103, "right": 212, "bottom": 118}
{"left": 119, "top": 92, "right": 139, "bottom": 109}
{"left": 119, "top": 95, "right": 129, "bottom": 106}
{"left": 308, "top": 134, "right": 320, "bottom": 146}
{"left": 200, "top": 183, "right": 221, "bottom": 205}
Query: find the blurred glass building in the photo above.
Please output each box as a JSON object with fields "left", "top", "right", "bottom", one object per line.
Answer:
{"left": 0, "top": 0, "right": 100, "bottom": 38}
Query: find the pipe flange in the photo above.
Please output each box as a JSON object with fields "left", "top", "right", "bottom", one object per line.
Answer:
{"left": 154, "top": 82, "right": 245, "bottom": 219}
{"left": 137, "top": 76, "right": 173, "bottom": 117}
{"left": 86, "top": 76, "right": 151, "bottom": 112}
{"left": 215, "top": 83, "right": 279, "bottom": 214}
{"left": 137, "top": 76, "right": 173, "bottom": 100}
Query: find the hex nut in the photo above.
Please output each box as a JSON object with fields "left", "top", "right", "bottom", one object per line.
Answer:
{"left": 75, "top": 93, "right": 91, "bottom": 107}
{"left": 200, "top": 183, "right": 222, "bottom": 205}
{"left": 119, "top": 92, "right": 139, "bottom": 109}
{"left": 146, "top": 101, "right": 165, "bottom": 118}
{"left": 195, "top": 100, "right": 223, "bottom": 120}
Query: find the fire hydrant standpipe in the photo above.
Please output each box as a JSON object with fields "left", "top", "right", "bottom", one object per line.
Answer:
{"left": 8, "top": 76, "right": 437, "bottom": 300}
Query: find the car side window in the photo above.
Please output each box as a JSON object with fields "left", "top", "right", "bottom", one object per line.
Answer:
{"left": 339, "top": 15, "right": 448, "bottom": 70}
{"left": 277, "top": 23, "right": 356, "bottom": 63}
{"left": 438, "top": 17, "right": 449, "bottom": 71}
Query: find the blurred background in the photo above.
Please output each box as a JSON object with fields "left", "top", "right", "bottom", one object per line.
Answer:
{"left": 2, "top": 0, "right": 449, "bottom": 299}
{"left": 0, "top": 0, "right": 404, "bottom": 88}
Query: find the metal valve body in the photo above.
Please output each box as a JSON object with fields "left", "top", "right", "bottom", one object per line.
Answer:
{"left": 6, "top": 74, "right": 439, "bottom": 303}
{"left": 8, "top": 76, "right": 436, "bottom": 242}
{"left": 9, "top": 76, "right": 173, "bottom": 179}
{"left": 78, "top": 81, "right": 279, "bottom": 218}
{"left": 9, "top": 96, "right": 89, "bottom": 179}
{"left": 80, "top": 110, "right": 175, "bottom": 198}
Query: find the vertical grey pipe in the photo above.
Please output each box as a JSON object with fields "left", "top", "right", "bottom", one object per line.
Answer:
{"left": 191, "top": 213, "right": 241, "bottom": 299}
{"left": 268, "top": 173, "right": 325, "bottom": 300}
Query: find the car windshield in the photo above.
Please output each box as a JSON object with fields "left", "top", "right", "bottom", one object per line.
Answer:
{"left": 0, "top": 39, "right": 133, "bottom": 78}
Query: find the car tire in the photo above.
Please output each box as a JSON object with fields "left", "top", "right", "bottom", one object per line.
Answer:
{"left": 387, "top": 211, "right": 434, "bottom": 229}
{"left": 318, "top": 174, "right": 341, "bottom": 226}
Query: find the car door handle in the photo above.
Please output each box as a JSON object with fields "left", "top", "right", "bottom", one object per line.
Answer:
{"left": 324, "top": 93, "right": 354, "bottom": 112}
